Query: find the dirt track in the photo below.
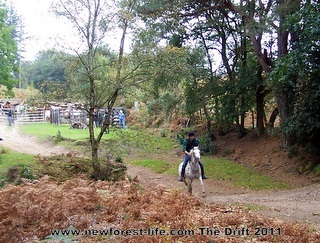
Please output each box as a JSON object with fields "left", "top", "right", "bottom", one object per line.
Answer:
{"left": 127, "top": 164, "right": 320, "bottom": 231}
{"left": 0, "top": 124, "right": 69, "bottom": 156}
{"left": 1, "top": 123, "right": 320, "bottom": 232}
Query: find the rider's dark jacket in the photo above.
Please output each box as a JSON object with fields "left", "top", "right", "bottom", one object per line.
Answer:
{"left": 182, "top": 138, "right": 199, "bottom": 153}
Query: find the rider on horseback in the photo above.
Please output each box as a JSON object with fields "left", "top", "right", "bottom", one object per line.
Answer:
{"left": 178, "top": 131, "right": 207, "bottom": 181}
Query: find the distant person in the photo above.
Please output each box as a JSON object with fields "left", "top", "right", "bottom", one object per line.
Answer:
{"left": 7, "top": 104, "right": 13, "bottom": 126}
{"left": 93, "top": 109, "right": 99, "bottom": 127}
{"left": 103, "top": 110, "right": 110, "bottom": 134}
{"left": 118, "top": 109, "right": 125, "bottom": 128}
{"left": 98, "top": 112, "right": 104, "bottom": 127}
{"left": 103, "top": 110, "right": 108, "bottom": 123}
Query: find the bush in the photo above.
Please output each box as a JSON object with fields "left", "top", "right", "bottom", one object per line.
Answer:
{"left": 175, "top": 129, "right": 188, "bottom": 145}
{"left": 6, "top": 164, "right": 37, "bottom": 184}
{"left": 0, "top": 147, "right": 8, "bottom": 154}
{"left": 200, "top": 134, "right": 216, "bottom": 155}
{"left": 288, "top": 145, "right": 299, "bottom": 158}
{"left": 6, "top": 166, "right": 19, "bottom": 182}
{"left": 314, "top": 164, "right": 320, "bottom": 176}
{"left": 99, "top": 156, "right": 127, "bottom": 181}
{"left": 54, "top": 130, "right": 64, "bottom": 143}
{"left": 35, "top": 154, "right": 91, "bottom": 182}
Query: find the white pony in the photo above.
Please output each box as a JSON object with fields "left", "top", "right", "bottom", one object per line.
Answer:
{"left": 178, "top": 146, "right": 205, "bottom": 196}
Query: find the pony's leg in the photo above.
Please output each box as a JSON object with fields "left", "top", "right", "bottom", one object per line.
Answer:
{"left": 199, "top": 176, "right": 206, "bottom": 197}
{"left": 188, "top": 181, "right": 192, "bottom": 194}
{"left": 183, "top": 178, "right": 188, "bottom": 187}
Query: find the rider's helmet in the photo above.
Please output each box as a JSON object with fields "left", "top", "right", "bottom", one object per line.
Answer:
{"left": 188, "top": 131, "right": 195, "bottom": 137}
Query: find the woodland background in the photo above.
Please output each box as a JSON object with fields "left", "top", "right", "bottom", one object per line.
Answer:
{"left": 1, "top": 0, "right": 320, "bottom": 174}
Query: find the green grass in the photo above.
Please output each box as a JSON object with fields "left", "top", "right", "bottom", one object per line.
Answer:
{"left": 231, "top": 203, "right": 267, "bottom": 211}
{"left": 116, "top": 128, "right": 174, "bottom": 152}
{"left": 131, "top": 159, "right": 171, "bottom": 173}
{"left": 202, "top": 157, "right": 289, "bottom": 190}
{"left": 19, "top": 123, "right": 118, "bottom": 141}
{"left": 17, "top": 123, "right": 289, "bottom": 190}
{"left": 18, "top": 124, "right": 173, "bottom": 149}
{"left": 130, "top": 156, "right": 290, "bottom": 190}
{"left": 0, "top": 148, "right": 35, "bottom": 181}
{"left": 18, "top": 123, "right": 175, "bottom": 155}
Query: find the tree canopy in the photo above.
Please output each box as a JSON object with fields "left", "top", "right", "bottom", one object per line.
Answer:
{"left": 0, "top": 2, "right": 19, "bottom": 95}
{"left": 14, "top": 0, "right": 320, "bottom": 158}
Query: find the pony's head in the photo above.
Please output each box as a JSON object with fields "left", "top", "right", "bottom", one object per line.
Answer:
{"left": 192, "top": 146, "right": 201, "bottom": 162}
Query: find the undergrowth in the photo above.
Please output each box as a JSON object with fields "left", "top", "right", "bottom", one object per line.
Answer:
{"left": 34, "top": 153, "right": 126, "bottom": 182}
{"left": 0, "top": 178, "right": 319, "bottom": 242}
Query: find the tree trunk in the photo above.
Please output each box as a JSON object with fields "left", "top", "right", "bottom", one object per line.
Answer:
{"left": 203, "top": 105, "right": 215, "bottom": 141}
{"left": 251, "top": 110, "right": 255, "bottom": 128}
{"left": 275, "top": 91, "right": 294, "bottom": 147}
{"left": 237, "top": 97, "right": 247, "bottom": 138}
{"left": 256, "top": 84, "right": 265, "bottom": 137}
{"left": 88, "top": 106, "right": 101, "bottom": 179}
{"left": 91, "top": 143, "right": 101, "bottom": 179}
{"left": 275, "top": 0, "right": 297, "bottom": 147}
{"left": 256, "top": 66, "right": 265, "bottom": 137}
{"left": 269, "top": 108, "right": 278, "bottom": 127}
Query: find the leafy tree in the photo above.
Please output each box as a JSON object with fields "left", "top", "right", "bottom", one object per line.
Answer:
{"left": 53, "top": 0, "right": 138, "bottom": 179}
{"left": 136, "top": 0, "right": 311, "bottom": 146}
{"left": 135, "top": 0, "right": 261, "bottom": 137}
{"left": 0, "top": 2, "right": 19, "bottom": 95}
{"left": 22, "top": 49, "right": 70, "bottom": 102}
{"left": 271, "top": 0, "right": 320, "bottom": 154}
{"left": 222, "top": 0, "right": 301, "bottom": 146}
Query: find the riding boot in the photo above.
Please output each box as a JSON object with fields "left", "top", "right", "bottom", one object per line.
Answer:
{"left": 199, "top": 162, "right": 207, "bottom": 179}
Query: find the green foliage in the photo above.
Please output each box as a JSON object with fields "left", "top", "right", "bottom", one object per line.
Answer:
{"left": 35, "top": 154, "right": 91, "bottom": 182}
{"left": 175, "top": 130, "right": 186, "bottom": 145}
{"left": 271, "top": 1, "right": 320, "bottom": 153}
{"left": 55, "top": 130, "right": 64, "bottom": 143}
{"left": 65, "top": 46, "right": 121, "bottom": 107}
{"left": 199, "top": 133, "right": 216, "bottom": 155}
{"left": 0, "top": 3, "right": 18, "bottom": 92}
{"left": 6, "top": 164, "right": 37, "bottom": 184}
{"left": 6, "top": 165, "right": 19, "bottom": 182}
{"left": 314, "top": 164, "right": 320, "bottom": 176}
{"left": 0, "top": 149, "right": 35, "bottom": 184}
{"left": 22, "top": 50, "right": 70, "bottom": 102}
{"left": 184, "top": 48, "right": 214, "bottom": 115}
{"left": 147, "top": 90, "right": 183, "bottom": 120}
{"left": 99, "top": 157, "right": 127, "bottom": 182}
{"left": 142, "top": 46, "right": 189, "bottom": 118}
{"left": 18, "top": 164, "right": 36, "bottom": 180}
{"left": 288, "top": 145, "right": 299, "bottom": 158}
